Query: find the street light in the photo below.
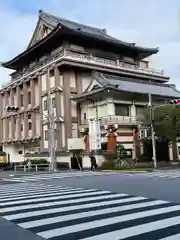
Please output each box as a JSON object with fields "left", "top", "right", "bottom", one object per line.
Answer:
{"left": 148, "top": 93, "right": 157, "bottom": 168}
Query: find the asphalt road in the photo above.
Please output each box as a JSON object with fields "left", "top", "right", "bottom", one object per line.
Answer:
{"left": 47, "top": 173, "right": 180, "bottom": 203}
{"left": 1, "top": 172, "right": 180, "bottom": 239}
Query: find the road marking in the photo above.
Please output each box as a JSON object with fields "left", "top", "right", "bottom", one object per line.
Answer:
{"left": 1, "top": 182, "right": 180, "bottom": 239}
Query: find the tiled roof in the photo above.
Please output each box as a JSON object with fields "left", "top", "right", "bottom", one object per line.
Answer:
{"left": 2, "top": 10, "right": 159, "bottom": 69}
{"left": 39, "top": 10, "right": 134, "bottom": 47}
{"left": 102, "top": 73, "right": 180, "bottom": 98}
{"left": 73, "top": 73, "right": 180, "bottom": 100}
{"left": 39, "top": 10, "right": 158, "bottom": 53}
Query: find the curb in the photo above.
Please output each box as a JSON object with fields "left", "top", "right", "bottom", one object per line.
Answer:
{"left": 102, "top": 170, "right": 149, "bottom": 173}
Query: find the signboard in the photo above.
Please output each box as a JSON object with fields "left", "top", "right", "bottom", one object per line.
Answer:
{"left": 89, "top": 119, "right": 101, "bottom": 151}
{"left": 67, "top": 138, "right": 84, "bottom": 150}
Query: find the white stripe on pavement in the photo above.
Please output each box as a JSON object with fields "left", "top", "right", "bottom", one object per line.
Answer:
{"left": 2, "top": 193, "right": 130, "bottom": 217}
{"left": 2, "top": 182, "right": 180, "bottom": 239}
{"left": 0, "top": 171, "right": 119, "bottom": 183}
{"left": 19, "top": 200, "right": 168, "bottom": 229}
{"left": 0, "top": 188, "right": 92, "bottom": 202}
{"left": 38, "top": 205, "right": 180, "bottom": 238}
{"left": 0, "top": 186, "right": 76, "bottom": 198}
{"left": 0, "top": 189, "right": 110, "bottom": 207}
{"left": 82, "top": 217, "right": 180, "bottom": 240}
{"left": 160, "top": 233, "right": 180, "bottom": 239}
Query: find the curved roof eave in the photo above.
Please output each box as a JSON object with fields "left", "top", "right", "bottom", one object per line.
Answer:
{"left": 2, "top": 21, "right": 159, "bottom": 69}
{"left": 64, "top": 25, "right": 159, "bottom": 54}
{"left": 2, "top": 24, "right": 61, "bottom": 69}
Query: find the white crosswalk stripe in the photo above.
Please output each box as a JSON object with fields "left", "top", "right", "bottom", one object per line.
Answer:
{"left": 136, "top": 170, "right": 180, "bottom": 180}
{"left": 0, "top": 183, "right": 180, "bottom": 239}
{"left": 1, "top": 171, "right": 119, "bottom": 183}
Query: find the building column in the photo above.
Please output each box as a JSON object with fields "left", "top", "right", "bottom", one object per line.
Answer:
{"left": 55, "top": 66, "right": 62, "bottom": 150}
{"left": 63, "top": 71, "right": 72, "bottom": 149}
{"left": 23, "top": 83, "right": 28, "bottom": 138}
{"left": 75, "top": 72, "right": 83, "bottom": 137}
{"left": 10, "top": 88, "right": 15, "bottom": 140}
{"left": 0, "top": 94, "right": 3, "bottom": 142}
{"left": 133, "top": 127, "right": 140, "bottom": 160}
{"left": 16, "top": 86, "right": 21, "bottom": 140}
{"left": 4, "top": 92, "right": 9, "bottom": 141}
{"left": 38, "top": 75, "right": 44, "bottom": 150}
{"left": 30, "top": 79, "right": 36, "bottom": 136}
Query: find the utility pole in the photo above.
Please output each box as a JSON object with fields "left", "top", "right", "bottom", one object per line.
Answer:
{"left": 148, "top": 92, "right": 157, "bottom": 168}
{"left": 47, "top": 70, "right": 57, "bottom": 172}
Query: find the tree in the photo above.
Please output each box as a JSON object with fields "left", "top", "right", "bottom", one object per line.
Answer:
{"left": 143, "top": 105, "right": 180, "bottom": 140}
{"left": 142, "top": 105, "right": 180, "bottom": 159}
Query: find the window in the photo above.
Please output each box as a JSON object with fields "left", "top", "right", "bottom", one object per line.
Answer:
{"left": 52, "top": 97, "right": 56, "bottom": 108}
{"left": 140, "top": 61, "right": 148, "bottom": 69}
{"left": 18, "top": 150, "right": 23, "bottom": 154}
{"left": 28, "top": 114, "right": 31, "bottom": 119}
{"left": 44, "top": 100, "right": 47, "bottom": 111}
{"left": 115, "top": 104, "right": 129, "bottom": 116}
{"left": 28, "top": 91, "right": 31, "bottom": 104}
{"left": 20, "top": 124, "right": 23, "bottom": 131}
{"left": 20, "top": 94, "right": 23, "bottom": 106}
{"left": 49, "top": 69, "right": 54, "bottom": 77}
{"left": 28, "top": 122, "right": 32, "bottom": 130}
{"left": 136, "top": 106, "right": 145, "bottom": 119}
{"left": 14, "top": 118, "right": 16, "bottom": 124}
{"left": 44, "top": 130, "right": 48, "bottom": 141}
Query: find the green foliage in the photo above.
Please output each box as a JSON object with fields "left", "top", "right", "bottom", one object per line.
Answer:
{"left": 139, "top": 154, "right": 150, "bottom": 162}
{"left": 103, "top": 152, "right": 117, "bottom": 161}
{"left": 143, "top": 105, "right": 180, "bottom": 141}
{"left": 100, "top": 160, "right": 116, "bottom": 170}
{"left": 24, "top": 158, "right": 48, "bottom": 165}
{"left": 56, "top": 162, "right": 70, "bottom": 169}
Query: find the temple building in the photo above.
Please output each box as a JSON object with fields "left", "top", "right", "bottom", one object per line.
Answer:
{"left": 0, "top": 10, "right": 179, "bottom": 163}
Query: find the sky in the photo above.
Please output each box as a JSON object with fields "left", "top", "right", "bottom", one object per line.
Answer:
{"left": 0, "top": 0, "right": 180, "bottom": 87}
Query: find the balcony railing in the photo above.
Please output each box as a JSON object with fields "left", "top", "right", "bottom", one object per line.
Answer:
{"left": 81, "top": 116, "right": 142, "bottom": 126}
{"left": 3, "top": 49, "right": 164, "bottom": 88}
{"left": 65, "top": 51, "right": 164, "bottom": 76}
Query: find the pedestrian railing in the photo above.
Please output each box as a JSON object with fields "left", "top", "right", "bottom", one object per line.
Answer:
{"left": 115, "top": 158, "right": 137, "bottom": 169}
{"left": 14, "top": 163, "right": 50, "bottom": 172}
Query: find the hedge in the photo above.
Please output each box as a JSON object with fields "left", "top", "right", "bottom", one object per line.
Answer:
{"left": 100, "top": 159, "right": 153, "bottom": 170}
{"left": 23, "top": 159, "right": 69, "bottom": 170}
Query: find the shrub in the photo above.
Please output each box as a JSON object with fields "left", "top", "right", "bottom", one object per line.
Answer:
{"left": 24, "top": 158, "right": 48, "bottom": 165}
{"left": 100, "top": 160, "right": 116, "bottom": 170}
{"left": 103, "top": 152, "right": 117, "bottom": 161}
{"left": 138, "top": 154, "right": 150, "bottom": 162}
{"left": 135, "top": 162, "right": 153, "bottom": 168}
{"left": 56, "top": 162, "right": 70, "bottom": 169}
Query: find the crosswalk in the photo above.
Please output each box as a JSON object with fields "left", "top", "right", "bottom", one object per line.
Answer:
{"left": 0, "top": 171, "right": 119, "bottom": 183}
{"left": 136, "top": 170, "right": 180, "bottom": 180}
{"left": 1, "top": 182, "right": 180, "bottom": 239}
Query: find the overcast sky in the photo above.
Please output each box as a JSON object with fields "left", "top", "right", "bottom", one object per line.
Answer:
{"left": 0, "top": 0, "right": 180, "bottom": 87}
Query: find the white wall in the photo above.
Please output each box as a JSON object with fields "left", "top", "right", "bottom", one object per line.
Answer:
{"left": 81, "top": 72, "right": 92, "bottom": 92}
{"left": 34, "top": 83, "right": 39, "bottom": 105}
{"left": 61, "top": 123, "right": 66, "bottom": 148}
{"left": 49, "top": 75, "right": 55, "bottom": 88}
{"left": 70, "top": 71, "right": 76, "bottom": 87}
{"left": 43, "top": 124, "right": 48, "bottom": 149}
{"left": 41, "top": 73, "right": 47, "bottom": 91}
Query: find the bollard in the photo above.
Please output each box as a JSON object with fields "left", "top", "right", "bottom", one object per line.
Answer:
{"left": 24, "top": 165, "right": 26, "bottom": 172}
{"left": 14, "top": 166, "right": 16, "bottom": 172}
{"left": 36, "top": 165, "right": 38, "bottom": 172}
